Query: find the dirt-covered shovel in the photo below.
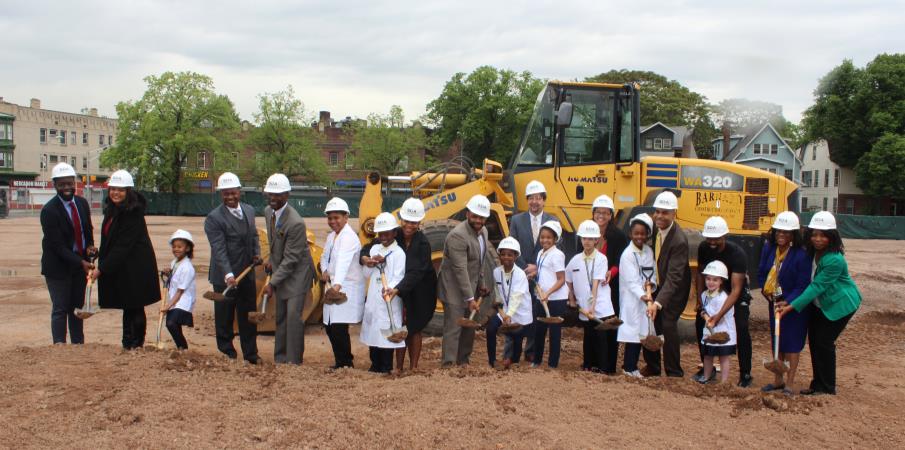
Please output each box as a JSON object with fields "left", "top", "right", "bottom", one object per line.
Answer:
{"left": 154, "top": 271, "right": 171, "bottom": 350}
{"left": 203, "top": 263, "right": 256, "bottom": 301}
{"left": 75, "top": 263, "right": 99, "bottom": 319}
{"left": 377, "top": 263, "right": 408, "bottom": 343}
{"left": 764, "top": 304, "right": 790, "bottom": 375}
{"left": 248, "top": 274, "right": 271, "bottom": 325}
{"left": 701, "top": 313, "right": 730, "bottom": 345}
{"left": 534, "top": 285, "right": 564, "bottom": 325}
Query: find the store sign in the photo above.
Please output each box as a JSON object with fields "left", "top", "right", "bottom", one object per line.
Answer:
{"left": 184, "top": 170, "right": 209, "bottom": 180}
{"left": 12, "top": 180, "right": 52, "bottom": 188}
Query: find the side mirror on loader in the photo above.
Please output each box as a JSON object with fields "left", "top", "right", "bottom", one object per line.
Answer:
{"left": 556, "top": 102, "right": 573, "bottom": 127}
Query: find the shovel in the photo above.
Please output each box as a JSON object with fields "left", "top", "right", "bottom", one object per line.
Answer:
{"left": 154, "top": 271, "right": 172, "bottom": 350}
{"left": 377, "top": 263, "right": 408, "bottom": 343}
{"left": 494, "top": 304, "right": 522, "bottom": 333}
{"left": 248, "top": 274, "right": 271, "bottom": 324}
{"left": 74, "top": 262, "right": 99, "bottom": 319}
{"left": 203, "top": 263, "right": 257, "bottom": 301}
{"left": 641, "top": 315, "right": 664, "bottom": 352}
{"left": 534, "top": 285, "right": 564, "bottom": 325}
{"left": 764, "top": 296, "right": 790, "bottom": 375}
{"left": 701, "top": 313, "right": 730, "bottom": 345}
{"left": 322, "top": 280, "right": 348, "bottom": 305}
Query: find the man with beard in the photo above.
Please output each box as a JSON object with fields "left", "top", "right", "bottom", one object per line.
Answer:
{"left": 41, "top": 162, "right": 95, "bottom": 344}
{"left": 695, "top": 216, "right": 753, "bottom": 387}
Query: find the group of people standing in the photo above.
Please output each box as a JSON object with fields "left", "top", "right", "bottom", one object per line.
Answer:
{"left": 40, "top": 162, "right": 862, "bottom": 395}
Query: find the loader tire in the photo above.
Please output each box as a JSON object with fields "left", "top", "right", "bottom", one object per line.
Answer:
{"left": 421, "top": 219, "right": 460, "bottom": 337}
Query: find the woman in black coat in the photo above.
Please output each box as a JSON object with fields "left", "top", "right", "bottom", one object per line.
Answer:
{"left": 90, "top": 171, "right": 160, "bottom": 349}
{"left": 593, "top": 195, "right": 629, "bottom": 375}
{"left": 361, "top": 199, "right": 437, "bottom": 371}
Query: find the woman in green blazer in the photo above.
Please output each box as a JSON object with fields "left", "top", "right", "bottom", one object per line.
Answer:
{"left": 779, "top": 211, "right": 861, "bottom": 395}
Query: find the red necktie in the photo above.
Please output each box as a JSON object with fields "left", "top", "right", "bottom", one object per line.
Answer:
{"left": 70, "top": 202, "right": 84, "bottom": 256}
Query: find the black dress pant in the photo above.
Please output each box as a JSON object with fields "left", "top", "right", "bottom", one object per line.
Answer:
{"left": 642, "top": 298, "right": 686, "bottom": 377}
{"left": 623, "top": 343, "right": 642, "bottom": 372}
{"left": 582, "top": 320, "right": 609, "bottom": 372}
{"left": 734, "top": 301, "right": 752, "bottom": 378}
{"left": 213, "top": 276, "right": 259, "bottom": 361}
{"left": 122, "top": 308, "right": 147, "bottom": 349}
{"left": 808, "top": 309, "right": 854, "bottom": 394}
{"left": 46, "top": 274, "right": 86, "bottom": 344}
{"left": 325, "top": 323, "right": 354, "bottom": 368}
{"left": 369, "top": 347, "right": 394, "bottom": 373}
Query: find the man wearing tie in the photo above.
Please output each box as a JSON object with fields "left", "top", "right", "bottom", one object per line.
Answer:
{"left": 642, "top": 191, "right": 691, "bottom": 378}
{"left": 503, "top": 180, "right": 555, "bottom": 366}
{"left": 41, "top": 162, "right": 95, "bottom": 344}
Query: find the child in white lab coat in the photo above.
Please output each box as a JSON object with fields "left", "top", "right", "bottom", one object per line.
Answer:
{"left": 617, "top": 214, "right": 658, "bottom": 378}
{"left": 360, "top": 212, "right": 406, "bottom": 373}
{"left": 486, "top": 237, "right": 534, "bottom": 368}
{"left": 699, "top": 260, "right": 737, "bottom": 384}
{"left": 566, "top": 220, "right": 615, "bottom": 373}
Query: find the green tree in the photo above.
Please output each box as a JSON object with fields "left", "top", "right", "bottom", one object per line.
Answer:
{"left": 247, "top": 86, "right": 327, "bottom": 185}
{"left": 426, "top": 66, "right": 544, "bottom": 163}
{"left": 855, "top": 134, "right": 905, "bottom": 201}
{"left": 585, "top": 69, "right": 716, "bottom": 157}
{"left": 102, "top": 71, "right": 240, "bottom": 212}
{"left": 803, "top": 54, "right": 905, "bottom": 168}
{"left": 350, "top": 105, "right": 429, "bottom": 175}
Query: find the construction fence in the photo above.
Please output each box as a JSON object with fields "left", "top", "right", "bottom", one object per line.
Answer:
{"left": 141, "top": 191, "right": 408, "bottom": 218}
{"left": 799, "top": 212, "right": 905, "bottom": 240}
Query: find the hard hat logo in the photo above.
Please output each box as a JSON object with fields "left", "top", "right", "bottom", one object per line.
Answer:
{"left": 466, "top": 195, "right": 491, "bottom": 218}
{"left": 525, "top": 180, "right": 546, "bottom": 197}
{"left": 324, "top": 197, "right": 350, "bottom": 214}
{"left": 399, "top": 198, "right": 426, "bottom": 222}
{"left": 772, "top": 211, "right": 800, "bottom": 231}
{"left": 702, "top": 260, "right": 729, "bottom": 280}
{"left": 264, "top": 173, "right": 291, "bottom": 193}
{"left": 577, "top": 220, "right": 601, "bottom": 239}
{"left": 217, "top": 172, "right": 242, "bottom": 190}
{"left": 541, "top": 220, "right": 562, "bottom": 240}
{"left": 169, "top": 229, "right": 194, "bottom": 245}
{"left": 592, "top": 194, "right": 614, "bottom": 211}
{"left": 702, "top": 216, "right": 729, "bottom": 238}
{"left": 630, "top": 213, "right": 654, "bottom": 234}
{"left": 51, "top": 163, "right": 77, "bottom": 179}
{"left": 108, "top": 170, "right": 135, "bottom": 188}
{"left": 373, "top": 212, "right": 398, "bottom": 233}
{"left": 497, "top": 236, "right": 521, "bottom": 255}
{"left": 653, "top": 191, "right": 679, "bottom": 210}
{"left": 808, "top": 211, "right": 837, "bottom": 230}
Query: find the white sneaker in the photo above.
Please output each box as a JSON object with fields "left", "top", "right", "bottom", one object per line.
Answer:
{"left": 623, "top": 370, "right": 642, "bottom": 378}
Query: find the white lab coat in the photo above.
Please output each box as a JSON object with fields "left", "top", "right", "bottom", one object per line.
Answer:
{"left": 701, "top": 290, "right": 737, "bottom": 347}
{"left": 493, "top": 266, "right": 533, "bottom": 325}
{"left": 566, "top": 252, "right": 614, "bottom": 320}
{"left": 360, "top": 241, "right": 406, "bottom": 349}
{"left": 617, "top": 243, "right": 658, "bottom": 343}
{"left": 320, "top": 224, "right": 365, "bottom": 325}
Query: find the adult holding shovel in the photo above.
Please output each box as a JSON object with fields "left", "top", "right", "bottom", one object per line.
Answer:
{"left": 778, "top": 212, "right": 861, "bottom": 396}
{"left": 91, "top": 170, "right": 160, "bottom": 350}
{"left": 591, "top": 194, "right": 629, "bottom": 375}
{"left": 321, "top": 197, "right": 364, "bottom": 369}
{"left": 757, "top": 212, "right": 812, "bottom": 395}
{"left": 262, "top": 174, "right": 314, "bottom": 365}
{"left": 41, "top": 162, "right": 96, "bottom": 345}
{"left": 204, "top": 172, "right": 262, "bottom": 364}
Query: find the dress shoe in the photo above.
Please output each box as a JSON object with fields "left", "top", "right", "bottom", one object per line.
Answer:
{"left": 737, "top": 374, "right": 754, "bottom": 388}
{"left": 639, "top": 366, "right": 661, "bottom": 378}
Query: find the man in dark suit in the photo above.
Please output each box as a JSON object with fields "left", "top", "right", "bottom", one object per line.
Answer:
{"left": 503, "top": 180, "right": 555, "bottom": 366}
{"left": 262, "top": 174, "right": 314, "bottom": 364}
{"left": 40, "top": 162, "right": 95, "bottom": 344}
{"left": 643, "top": 191, "right": 691, "bottom": 378}
{"left": 204, "top": 172, "right": 262, "bottom": 363}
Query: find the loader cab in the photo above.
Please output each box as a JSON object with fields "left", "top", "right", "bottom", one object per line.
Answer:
{"left": 508, "top": 81, "right": 641, "bottom": 232}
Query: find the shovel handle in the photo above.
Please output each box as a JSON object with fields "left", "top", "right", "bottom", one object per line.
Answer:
{"left": 773, "top": 313, "right": 781, "bottom": 360}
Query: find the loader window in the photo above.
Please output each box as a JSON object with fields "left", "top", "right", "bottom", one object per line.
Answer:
{"left": 516, "top": 98, "right": 555, "bottom": 166}
{"left": 560, "top": 90, "right": 614, "bottom": 165}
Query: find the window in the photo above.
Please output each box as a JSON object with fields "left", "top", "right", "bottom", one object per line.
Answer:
{"left": 49, "top": 154, "right": 58, "bottom": 164}
{"left": 197, "top": 151, "right": 209, "bottom": 169}
{"left": 812, "top": 146, "right": 817, "bottom": 160}
{"left": 40, "top": 128, "right": 47, "bottom": 143}
{"left": 82, "top": 132, "right": 88, "bottom": 144}
{"left": 784, "top": 169, "right": 793, "bottom": 180}
{"left": 99, "top": 135, "right": 105, "bottom": 146}
{"left": 802, "top": 171, "right": 812, "bottom": 187}
{"left": 753, "top": 144, "right": 761, "bottom": 155}
{"left": 846, "top": 198, "right": 855, "bottom": 214}
{"left": 60, "top": 130, "right": 67, "bottom": 145}
{"left": 813, "top": 170, "right": 819, "bottom": 187}
{"left": 834, "top": 169, "right": 839, "bottom": 187}
{"left": 82, "top": 157, "right": 88, "bottom": 170}
{"left": 832, "top": 198, "right": 838, "bottom": 213}
{"left": 0, "top": 152, "right": 7, "bottom": 168}
{"left": 824, "top": 169, "right": 829, "bottom": 187}
{"left": 652, "top": 138, "right": 661, "bottom": 150}
{"left": 766, "top": 167, "right": 776, "bottom": 174}
{"left": 802, "top": 197, "right": 809, "bottom": 210}
{"left": 645, "top": 138, "right": 653, "bottom": 150}
{"left": 0, "top": 123, "right": 11, "bottom": 140}
{"left": 770, "top": 144, "right": 778, "bottom": 155}
{"left": 70, "top": 156, "right": 76, "bottom": 166}
{"left": 822, "top": 197, "right": 828, "bottom": 211}
{"left": 663, "top": 138, "right": 672, "bottom": 149}
{"left": 108, "top": 135, "right": 114, "bottom": 146}
{"left": 71, "top": 131, "right": 77, "bottom": 145}
{"left": 329, "top": 152, "right": 338, "bottom": 167}
{"left": 40, "top": 154, "right": 48, "bottom": 169}
{"left": 49, "top": 129, "right": 58, "bottom": 143}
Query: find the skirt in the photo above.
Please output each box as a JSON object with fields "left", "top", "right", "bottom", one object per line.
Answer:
{"left": 769, "top": 302, "right": 811, "bottom": 353}
{"left": 703, "top": 344, "right": 736, "bottom": 357}
{"left": 167, "top": 308, "right": 194, "bottom": 327}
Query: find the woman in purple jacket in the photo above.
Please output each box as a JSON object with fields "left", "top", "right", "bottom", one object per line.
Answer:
{"left": 757, "top": 212, "right": 812, "bottom": 395}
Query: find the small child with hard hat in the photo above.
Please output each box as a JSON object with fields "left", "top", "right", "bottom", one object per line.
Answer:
{"left": 160, "top": 229, "right": 197, "bottom": 350}
{"left": 486, "top": 237, "right": 534, "bottom": 368}
{"left": 699, "top": 260, "right": 737, "bottom": 384}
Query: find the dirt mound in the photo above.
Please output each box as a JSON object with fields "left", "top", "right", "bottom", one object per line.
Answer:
{"left": 856, "top": 310, "right": 905, "bottom": 328}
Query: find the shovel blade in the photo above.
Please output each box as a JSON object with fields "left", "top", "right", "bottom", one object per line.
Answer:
{"left": 74, "top": 306, "right": 98, "bottom": 320}
{"left": 248, "top": 312, "right": 265, "bottom": 324}
{"left": 387, "top": 327, "right": 408, "bottom": 343}
{"left": 203, "top": 291, "right": 226, "bottom": 302}
{"left": 500, "top": 323, "right": 523, "bottom": 333}
{"left": 456, "top": 318, "right": 481, "bottom": 328}
{"left": 763, "top": 358, "right": 791, "bottom": 375}
{"left": 538, "top": 317, "right": 564, "bottom": 325}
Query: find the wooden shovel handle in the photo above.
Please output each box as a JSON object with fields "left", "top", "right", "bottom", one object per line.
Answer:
{"left": 234, "top": 264, "right": 256, "bottom": 284}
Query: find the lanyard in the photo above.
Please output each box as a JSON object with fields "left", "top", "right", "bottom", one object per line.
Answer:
{"left": 327, "top": 231, "right": 340, "bottom": 264}
{"left": 583, "top": 253, "right": 596, "bottom": 291}
{"left": 537, "top": 247, "right": 553, "bottom": 272}
{"left": 702, "top": 291, "right": 717, "bottom": 310}
{"left": 497, "top": 270, "right": 512, "bottom": 308}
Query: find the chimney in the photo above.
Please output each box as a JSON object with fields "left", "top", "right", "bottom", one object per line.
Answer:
{"left": 721, "top": 122, "right": 731, "bottom": 160}
{"left": 318, "top": 111, "right": 330, "bottom": 133}
{"left": 30, "top": 98, "right": 41, "bottom": 109}
{"left": 89, "top": 108, "right": 98, "bottom": 117}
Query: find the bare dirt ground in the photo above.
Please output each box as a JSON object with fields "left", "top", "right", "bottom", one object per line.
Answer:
{"left": 1, "top": 215, "right": 904, "bottom": 448}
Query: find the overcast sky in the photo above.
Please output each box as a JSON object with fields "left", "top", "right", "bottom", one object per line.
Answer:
{"left": 2, "top": 0, "right": 902, "bottom": 124}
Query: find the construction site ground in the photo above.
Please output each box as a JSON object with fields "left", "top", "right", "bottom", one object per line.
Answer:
{"left": 1, "top": 215, "right": 904, "bottom": 448}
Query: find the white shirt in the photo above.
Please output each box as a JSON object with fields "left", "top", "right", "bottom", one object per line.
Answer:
{"left": 227, "top": 204, "right": 244, "bottom": 220}
{"left": 536, "top": 246, "right": 569, "bottom": 300}
{"left": 271, "top": 203, "right": 288, "bottom": 229}
{"left": 701, "top": 289, "right": 737, "bottom": 347}
{"left": 566, "top": 251, "right": 614, "bottom": 319}
{"left": 493, "top": 265, "right": 533, "bottom": 325}
{"left": 168, "top": 257, "right": 196, "bottom": 313}
{"left": 530, "top": 211, "right": 543, "bottom": 243}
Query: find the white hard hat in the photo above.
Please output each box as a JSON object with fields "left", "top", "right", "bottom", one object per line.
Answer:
{"left": 701, "top": 260, "right": 729, "bottom": 280}
{"left": 216, "top": 172, "right": 242, "bottom": 190}
{"left": 497, "top": 236, "right": 521, "bottom": 255}
{"left": 592, "top": 194, "right": 615, "bottom": 211}
{"left": 653, "top": 191, "right": 679, "bottom": 210}
{"left": 169, "top": 229, "right": 194, "bottom": 245}
{"left": 466, "top": 194, "right": 491, "bottom": 218}
{"left": 264, "top": 173, "right": 291, "bottom": 193}
{"left": 399, "top": 198, "right": 425, "bottom": 222}
{"left": 577, "top": 220, "right": 601, "bottom": 239}
{"left": 51, "top": 162, "right": 77, "bottom": 179}
{"left": 525, "top": 180, "right": 546, "bottom": 197}
{"left": 630, "top": 213, "right": 654, "bottom": 234}
{"left": 373, "top": 212, "right": 398, "bottom": 233}
{"left": 324, "top": 197, "right": 350, "bottom": 214}
{"left": 772, "top": 211, "right": 800, "bottom": 231}
{"left": 702, "top": 216, "right": 729, "bottom": 238}
{"left": 808, "top": 211, "right": 837, "bottom": 230}
{"left": 541, "top": 220, "right": 562, "bottom": 240}
{"left": 107, "top": 170, "right": 134, "bottom": 188}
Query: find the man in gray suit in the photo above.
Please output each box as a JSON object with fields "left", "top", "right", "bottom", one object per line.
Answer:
{"left": 503, "top": 180, "right": 555, "bottom": 365}
{"left": 262, "top": 174, "right": 314, "bottom": 365}
{"left": 438, "top": 194, "right": 493, "bottom": 367}
{"left": 204, "top": 172, "right": 261, "bottom": 363}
